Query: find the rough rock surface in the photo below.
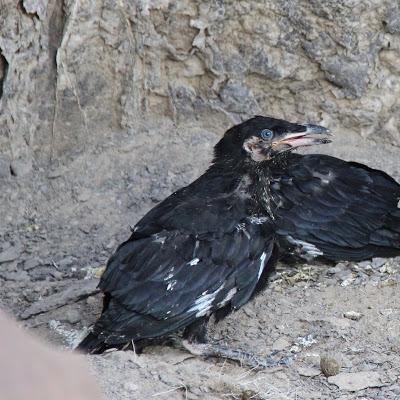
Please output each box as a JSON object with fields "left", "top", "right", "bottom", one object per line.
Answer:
{"left": 1, "top": 0, "right": 400, "bottom": 176}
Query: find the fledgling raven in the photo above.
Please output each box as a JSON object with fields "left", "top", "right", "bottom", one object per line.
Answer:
{"left": 77, "top": 117, "right": 325, "bottom": 355}
{"left": 78, "top": 116, "right": 400, "bottom": 358}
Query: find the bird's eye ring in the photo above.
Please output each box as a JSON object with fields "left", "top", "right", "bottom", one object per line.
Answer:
{"left": 260, "top": 129, "right": 274, "bottom": 140}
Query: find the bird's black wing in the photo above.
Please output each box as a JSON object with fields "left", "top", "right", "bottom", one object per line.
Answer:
{"left": 272, "top": 154, "right": 400, "bottom": 261}
{"left": 93, "top": 188, "right": 275, "bottom": 345}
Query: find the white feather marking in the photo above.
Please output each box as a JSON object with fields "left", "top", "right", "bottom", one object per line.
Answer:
{"left": 258, "top": 252, "right": 268, "bottom": 280}
{"left": 249, "top": 216, "right": 269, "bottom": 224}
{"left": 164, "top": 273, "right": 174, "bottom": 281}
{"left": 193, "top": 240, "right": 200, "bottom": 258}
{"left": 236, "top": 222, "right": 245, "bottom": 231}
{"left": 286, "top": 235, "right": 323, "bottom": 259}
{"left": 217, "top": 287, "right": 237, "bottom": 307}
{"left": 313, "top": 171, "right": 336, "bottom": 185}
{"left": 153, "top": 234, "right": 166, "bottom": 244}
{"left": 188, "top": 258, "right": 200, "bottom": 266}
{"left": 167, "top": 280, "right": 177, "bottom": 291}
{"left": 164, "top": 310, "right": 172, "bottom": 320}
{"left": 188, "top": 284, "right": 225, "bottom": 317}
{"left": 236, "top": 223, "right": 251, "bottom": 240}
{"left": 243, "top": 228, "right": 251, "bottom": 240}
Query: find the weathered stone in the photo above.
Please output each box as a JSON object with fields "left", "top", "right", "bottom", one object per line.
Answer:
{"left": 320, "top": 355, "right": 340, "bottom": 377}
{"left": 371, "top": 258, "right": 387, "bottom": 269}
{"left": 328, "top": 371, "right": 384, "bottom": 391}
{"left": 76, "top": 188, "right": 91, "bottom": 203}
{"left": 219, "top": 80, "right": 260, "bottom": 115}
{"left": 0, "top": 269, "right": 30, "bottom": 282}
{"left": 0, "top": 156, "right": 10, "bottom": 178}
{"left": 23, "top": 258, "right": 41, "bottom": 271}
{"left": 343, "top": 311, "right": 363, "bottom": 321}
{"left": 56, "top": 256, "right": 76, "bottom": 268}
{"left": 298, "top": 366, "right": 320, "bottom": 377}
{"left": 0, "top": 244, "right": 23, "bottom": 264}
{"left": 384, "top": 4, "right": 400, "bottom": 34}
{"left": 20, "top": 279, "right": 99, "bottom": 319}
{"left": 61, "top": 309, "right": 81, "bottom": 325}
{"left": 0, "top": 0, "right": 399, "bottom": 175}
{"left": 10, "top": 158, "right": 33, "bottom": 177}
{"left": 272, "top": 337, "right": 291, "bottom": 351}
{"left": 358, "top": 261, "right": 372, "bottom": 269}
{"left": 29, "top": 266, "right": 62, "bottom": 281}
{"left": 327, "top": 266, "right": 343, "bottom": 275}
{"left": 321, "top": 56, "right": 370, "bottom": 98}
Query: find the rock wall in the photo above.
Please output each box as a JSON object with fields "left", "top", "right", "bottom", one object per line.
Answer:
{"left": 0, "top": 0, "right": 399, "bottom": 175}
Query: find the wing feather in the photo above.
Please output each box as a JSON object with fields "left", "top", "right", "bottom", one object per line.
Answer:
{"left": 274, "top": 154, "right": 400, "bottom": 261}
{"left": 94, "top": 182, "right": 275, "bottom": 344}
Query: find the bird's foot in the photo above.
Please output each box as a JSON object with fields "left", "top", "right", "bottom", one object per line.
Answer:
{"left": 180, "top": 340, "right": 292, "bottom": 369}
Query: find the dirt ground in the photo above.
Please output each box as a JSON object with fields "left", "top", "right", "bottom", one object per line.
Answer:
{"left": 0, "top": 119, "right": 399, "bottom": 399}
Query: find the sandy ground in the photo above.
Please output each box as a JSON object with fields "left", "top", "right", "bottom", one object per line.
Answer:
{"left": 0, "top": 121, "right": 399, "bottom": 399}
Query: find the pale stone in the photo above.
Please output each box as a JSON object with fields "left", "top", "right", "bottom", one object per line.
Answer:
{"left": 328, "top": 371, "right": 384, "bottom": 391}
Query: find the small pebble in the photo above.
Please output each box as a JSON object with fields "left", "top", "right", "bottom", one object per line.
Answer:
{"left": 77, "top": 189, "right": 91, "bottom": 202}
{"left": 47, "top": 168, "right": 64, "bottom": 179}
{"left": 298, "top": 366, "right": 320, "bottom": 377}
{"left": 57, "top": 256, "right": 75, "bottom": 268}
{"left": 61, "top": 309, "right": 81, "bottom": 325}
{"left": 327, "top": 266, "right": 342, "bottom": 275}
{"left": 336, "top": 270, "right": 351, "bottom": 280}
{"left": 341, "top": 277, "right": 355, "bottom": 287}
{"left": 272, "top": 337, "right": 291, "bottom": 351}
{"left": 23, "top": 258, "right": 40, "bottom": 270}
{"left": 240, "top": 390, "right": 259, "bottom": 400}
{"left": 343, "top": 311, "right": 363, "bottom": 321}
{"left": 320, "top": 355, "right": 340, "bottom": 377}
{"left": 358, "top": 260, "right": 372, "bottom": 269}
{"left": 0, "top": 244, "right": 23, "bottom": 264}
{"left": 10, "top": 158, "right": 32, "bottom": 176}
{"left": 380, "top": 265, "right": 395, "bottom": 274}
{"left": 371, "top": 257, "right": 386, "bottom": 269}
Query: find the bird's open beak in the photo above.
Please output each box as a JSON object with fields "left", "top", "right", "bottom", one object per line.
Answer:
{"left": 274, "top": 124, "right": 332, "bottom": 148}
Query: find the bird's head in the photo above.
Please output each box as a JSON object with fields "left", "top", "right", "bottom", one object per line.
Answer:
{"left": 214, "top": 116, "right": 331, "bottom": 164}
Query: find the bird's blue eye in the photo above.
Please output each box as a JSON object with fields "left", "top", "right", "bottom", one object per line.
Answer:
{"left": 260, "top": 129, "right": 274, "bottom": 140}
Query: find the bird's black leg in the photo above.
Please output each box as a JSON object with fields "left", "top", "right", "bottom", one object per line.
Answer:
{"left": 182, "top": 317, "right": 209, "bottom": 343}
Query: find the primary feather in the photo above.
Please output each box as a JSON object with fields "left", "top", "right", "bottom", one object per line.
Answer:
{"left": 272, "top": 154, "right": 400, "bottom": 261}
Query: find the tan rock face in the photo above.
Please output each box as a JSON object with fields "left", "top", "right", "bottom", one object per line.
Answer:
{"left": 0, "top": 0, "right": 399, "bottom": 170}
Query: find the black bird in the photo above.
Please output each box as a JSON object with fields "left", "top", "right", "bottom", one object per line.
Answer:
{"left": 77, "top": 117, "right": 319, "bottom": 355}
{"left": 78, "top": 116, "right": 400, "bottom": 358}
